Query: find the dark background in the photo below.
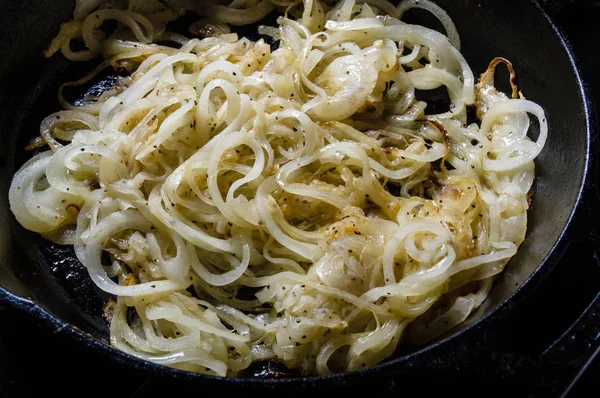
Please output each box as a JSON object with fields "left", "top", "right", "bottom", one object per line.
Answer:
{"left": 1, "top": 2, "right": 600, "bottom": 398}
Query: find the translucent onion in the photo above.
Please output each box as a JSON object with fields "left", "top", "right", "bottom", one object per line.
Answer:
{"left": 11, "top": 0, "right": 548, "bottom": 378}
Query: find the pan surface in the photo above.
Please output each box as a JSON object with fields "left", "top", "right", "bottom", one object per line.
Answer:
{"left": 0, "top": 0, "right": 592, "bottom": 390}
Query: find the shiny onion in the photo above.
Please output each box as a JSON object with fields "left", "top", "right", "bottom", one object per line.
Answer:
{"left": 10, "top": 0, "right": 547, "bottom": 377}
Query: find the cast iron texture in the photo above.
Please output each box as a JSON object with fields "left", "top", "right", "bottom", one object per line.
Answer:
{"left": 0, "top": 0, "right": 597, "bottom": 395}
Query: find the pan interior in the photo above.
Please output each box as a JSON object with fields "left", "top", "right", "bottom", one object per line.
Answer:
{"left": 0, "top": 0, "right": 590, "bottom": 373}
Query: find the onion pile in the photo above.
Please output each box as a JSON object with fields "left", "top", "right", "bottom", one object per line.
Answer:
{"left": 10, "top": 0, "right": 547, "bottom": 376}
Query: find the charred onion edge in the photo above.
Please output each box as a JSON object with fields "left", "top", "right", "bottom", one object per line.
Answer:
{"left": 427, "top": 119, "right": 451, "bottom": 175}
{"left": 477, "top": 57, "right": 519, "bottom": 100}
{"left": 526, "top": 180, "right": 535, "bottom": 208}
{"left": 103, "top": 297, "right": 117, "bottom": 325}
{"left": 25, "top": 136, "right": 48, "bottom": 151}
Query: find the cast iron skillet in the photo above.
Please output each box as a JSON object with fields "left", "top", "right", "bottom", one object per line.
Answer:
{"left": 0, "top": 0, "right": 598, "bottom": 394}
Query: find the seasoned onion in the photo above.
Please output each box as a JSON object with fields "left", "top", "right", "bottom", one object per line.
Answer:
{"left": 9, "top": 0, "right": 546, "bottom": 377}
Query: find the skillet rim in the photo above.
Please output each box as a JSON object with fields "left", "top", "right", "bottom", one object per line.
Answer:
{"left": 0, "top": 0, "right": 594, "bottom": 387}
